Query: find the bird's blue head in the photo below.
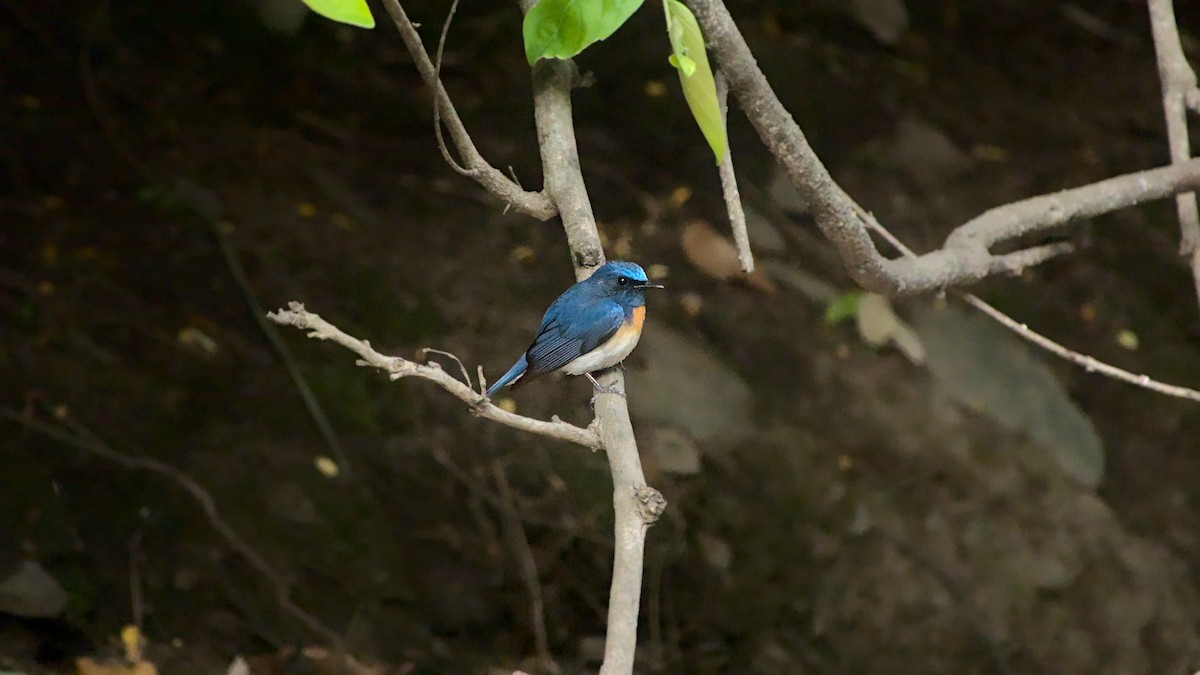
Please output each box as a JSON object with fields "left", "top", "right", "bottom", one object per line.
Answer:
{"left": 585, "top": 261, "right": 664, "bottom": 307}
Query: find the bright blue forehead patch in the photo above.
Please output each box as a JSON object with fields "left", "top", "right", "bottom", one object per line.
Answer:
{"left": 597, "top": 261, "right": 648, "bottom": 282}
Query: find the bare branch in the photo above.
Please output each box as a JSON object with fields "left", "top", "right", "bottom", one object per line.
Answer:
{"left": 420, "top": 347, "right": 474, "bottom": 389}
{"left": 378, "top": 0, "right": 557, "bottom": 220}
{"left": 267, "top": 303, "right": 602, "bottom": 450}
{"left": 530, "top": 59, "right": 608, "bottom": 270}
{"left": 432, "top": 0, "right": 471, "bottom": 176}
{"left": 520, "top": 7, "right": 668, "bottom": 672}
{"left": 864, "top": 217, "right": 1200, "bottom": 403}
{"left": 715, "top": 70, "right": 754, "bottom": 273}
{"left": 1147, "top": 0, "right": 1200, "bottom": 312}
{"left": 946, "top": 160, "right": 1200, "bottom": 247}
{"left": 961, "top": 295, "right": 1200, "bottom": 402}
{"left": 685, "top": 0, "right": 1200, "bottom": 295}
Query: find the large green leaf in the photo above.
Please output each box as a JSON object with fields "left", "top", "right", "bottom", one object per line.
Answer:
{"left": 301, "top": 0, "right": 375, "bottom": 28}
{"left": 663, "top": 0, "right": 726, "bottom": 164}
{"left": 523, "top": 0, "right": 646, "bottom": 64}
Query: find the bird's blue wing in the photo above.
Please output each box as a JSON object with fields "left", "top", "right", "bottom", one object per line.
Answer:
{"left": 518, "top": 299, "right": 624, "bottom": 385}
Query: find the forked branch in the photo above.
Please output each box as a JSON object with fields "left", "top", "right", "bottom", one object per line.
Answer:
{"left": 1147, "top": 0, "right": 1200, "bottom": 312}
{"left": 377, "top": 0, "right": 557, "bottom": 220}
{"left": 685, "top": 0, "right": 1200, "bottom": 295}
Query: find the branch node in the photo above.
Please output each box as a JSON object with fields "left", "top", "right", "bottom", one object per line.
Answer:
{"left": 468, "top": 397, "right": 489, "bottom": 416}
{"left": 378, "top": 0, "right": 557, "bottom": 219}
{"left": 634, "top": 485, "right": 668, "bottom": 525}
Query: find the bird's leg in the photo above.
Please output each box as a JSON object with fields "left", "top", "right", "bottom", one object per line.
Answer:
{"left": 585, "top": 372, "right": 626, "bottom": 402}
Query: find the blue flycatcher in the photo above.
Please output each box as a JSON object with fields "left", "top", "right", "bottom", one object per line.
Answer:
{"left": 487, "top": 261, "right": 663, "bottom": 398}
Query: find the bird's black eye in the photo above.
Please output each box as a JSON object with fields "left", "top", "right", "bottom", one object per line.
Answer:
{"left": 617, "top": 276, "right": 628, "bottom": 286}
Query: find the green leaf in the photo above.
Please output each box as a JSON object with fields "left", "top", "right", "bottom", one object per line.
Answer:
{"left": 523, "top": 0, "right": 646, "bottom": 64}
{"left": 663, "top": 0, "right": 726, "bottom": 164}
{"left": 300, "top": 0, "right": 375, "bottom": 28}
{"left": 824, "top": 291, "right": 862, "bottom": 325}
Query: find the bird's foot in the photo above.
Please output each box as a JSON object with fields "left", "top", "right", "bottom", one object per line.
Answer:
{"left": 585, "top": 372, "right": 626, "bottom": 404}
{"left": 590, "top": 388, "right": 627, "bottom": 407}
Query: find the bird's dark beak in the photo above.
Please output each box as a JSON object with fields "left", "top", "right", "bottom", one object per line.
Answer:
{"left": 638, "top": 281, "right": 665, "bottom": 290}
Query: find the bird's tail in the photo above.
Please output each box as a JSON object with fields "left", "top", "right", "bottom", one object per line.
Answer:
{"left": 486, "top": 354, "right": 528, "bottom": 398}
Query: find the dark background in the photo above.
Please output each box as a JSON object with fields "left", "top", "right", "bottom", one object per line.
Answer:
{"left": 3, "top": 0, "right": 1200, "bottom": 672}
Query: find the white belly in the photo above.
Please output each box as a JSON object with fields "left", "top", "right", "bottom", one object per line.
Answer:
{"left": 562, "top": 328, "right": 641, "bottom": 375}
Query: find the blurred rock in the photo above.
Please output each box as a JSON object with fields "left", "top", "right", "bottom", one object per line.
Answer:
{"left": 850, "top": 0, "right": 909, "bottom": 45}
{"left": 912, "top": 303, "right": 1104, "bottom": 486}
{"left": 629, "top": 323, "right": 754, "bottom": 446}
{"left": 0, "top": 561, "right": 68, "bottom": 619}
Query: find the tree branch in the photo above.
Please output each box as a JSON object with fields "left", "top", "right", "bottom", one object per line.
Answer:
{"left": 685, "top": 0, "right": 1200, "bottom": 295}
{"left": 266, "top": 302, "right": 602, "bottom": 450}
{"left": 715, "top": 70, "right": 754, "bottom": 273}
{"left": 378, "top": 0, "right": 558, "bottom": 220}
{"left": 519, "top": 2, "right": 669, "bottom": 671}
{"left": 865, "top": 215, "right": 1200, "bottom": 403}
{"left": 529, "top": 59, "right": 608, "bottom": 269}
{"left": 1147, "top": 0, "right": 1200, "bottom": 313}
{"left": 946, "top": 160, "right": 1200, "bottom": 247}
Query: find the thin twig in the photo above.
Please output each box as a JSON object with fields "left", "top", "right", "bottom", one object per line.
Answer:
{"left": 715, "top": 70, "right": 753, "bottom": 272}
{"left": 1147, "top": 0, "right": 1200, "bottom": 314}
{"left": 685, "top": 0, "right": 1200, "bottom": 295}
{"left": 960, "top": 295, "right": 1200, "bottom": 402}
{"left": 432, "top": 0, "right": 471, "bottom": 176}
{"left": 0, "top": 406, "right": 346, "bottom": 648}
{"left": 492, "top": 462, "right": 557, "bottom": 673}
{"left": 862, "top": 216, "right": 1200, "bottom": 402}
{"left": 267, "top": 303, "right": 603, "bottom": 449}
{"left": 421, "top": 347, "right": 473, "bottom": 389}
{"left": 378, "top": 0, "right": 557, "bottom": 219}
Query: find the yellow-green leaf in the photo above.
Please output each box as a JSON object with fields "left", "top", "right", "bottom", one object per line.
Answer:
{"left": 668, "top": 53, "right": 696, "bottom": 77}
{"left": 300, "top": 0, "right": 375, "bottom": 28}
{"left": 663, "top": 0, "right": 725, "bottom": 164}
